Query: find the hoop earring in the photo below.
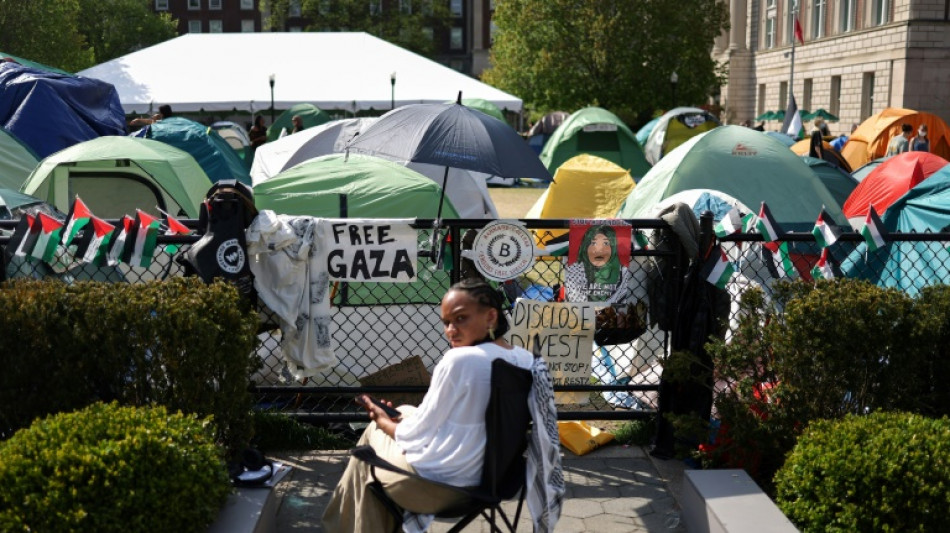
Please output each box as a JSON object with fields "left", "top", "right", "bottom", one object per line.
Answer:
{"left": 488, "top": 327, "right": 496, "bottom": 340}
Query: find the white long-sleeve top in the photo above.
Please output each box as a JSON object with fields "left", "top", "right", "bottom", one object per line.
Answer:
{"left": 394, "top": 343, "right": 534, "bottom": 487}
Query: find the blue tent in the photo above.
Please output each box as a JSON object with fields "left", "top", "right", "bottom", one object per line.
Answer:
{"left": 802, "top": 156, "right": 858, "bottom": 208}
{"left": 840, "top": 165, "right": 950, "bottom": 296}
{"left": 0, "top": 62, "right": 125, "bottom": 158}
{"left": 635, "top": 117, "right": 659, "bottom": 147}
{"left": 142, "top": 117, "right": 252, "bottom": 185}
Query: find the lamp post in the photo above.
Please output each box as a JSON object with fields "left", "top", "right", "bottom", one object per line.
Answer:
{"left": 268, "top": 73, "right": 275, "bottom": 123}
{"left": 670, "top": 71, "right": 679, "bottom": 109}
{"left": 390, "top": 71, "right": 396, "bottom": 110}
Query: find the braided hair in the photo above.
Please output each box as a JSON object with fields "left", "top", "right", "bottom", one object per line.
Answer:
{"left": 448, "top": 278, "right": 511, "bottom": 339}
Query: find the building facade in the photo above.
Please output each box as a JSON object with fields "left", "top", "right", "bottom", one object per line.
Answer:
{"left": 151, "top": 0, "right": 495, "bottom": 77}
{"left": 715, "top": 0, "right": 950, "bottom": 134}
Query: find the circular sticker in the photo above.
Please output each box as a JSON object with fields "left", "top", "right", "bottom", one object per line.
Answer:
{"left": 471, "top": 220, "right": 534, "bottom": 281}
{"left": 216, "top": 238, "right": 246, "bottom": 274}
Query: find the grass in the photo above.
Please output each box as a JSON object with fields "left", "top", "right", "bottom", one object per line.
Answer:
{"left": 488, "top": 184, "right": 546, "bottom": 219}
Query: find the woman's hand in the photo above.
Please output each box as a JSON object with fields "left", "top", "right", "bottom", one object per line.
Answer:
{"left": 356, "top": 395, "right": 400, "bottom": 438}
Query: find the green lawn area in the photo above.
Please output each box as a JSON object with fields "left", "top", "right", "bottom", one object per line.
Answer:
{"left": 488, "top": 185, "right": 545, "bottom": 219}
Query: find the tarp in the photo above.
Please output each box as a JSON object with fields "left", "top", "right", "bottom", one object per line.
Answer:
{"left": 21, "top": 136, "right": 212, "bottom": 219}
{"left": 266, "top": 103, "right": 333, "bottom": 142}
{"left": 539, "top": 107, "right": 651, "bottom": 180}
{"left": 617, "top": 125, "right": 847, "bottom": 230}
{"left": 0, "top": 62, "right": 126, "bottom": 158}
{"left": 526, "top": 154, "right": 634, "bottom": 220}
{"left": 77, "top": 32, "right": 523, "bottom": 114}
{"left": 142, "top": 117, "right": 252, "bottom": 185}
{"left": 840, "top": 164, "right": 950, "bottom": 296}
{"left": 801, "top": 156, "right": 858, "bottom": 210}
{"left": 841, "top": 151, "right": 949, "bottom": 226}
{"left": 841, "top": 108, "right": 950, "bottom": 169}
{"left": 642, "top": 107, "right": 720, "bottom": 165}
{"left": 0, "top": 127, "right": 39, "bottom": 190}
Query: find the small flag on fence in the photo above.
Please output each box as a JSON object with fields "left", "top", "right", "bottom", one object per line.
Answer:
{"left": 764, "top": 241, "right": 797, "bottom": 278}
{"left": 540, "top": 234, "right": 569, "bottom": 257}
{"left": 702, "top": 245, "right": 736, "bottom": 290}
{"left": 122, "top": 210, "right": 162, "bottom": 268}
{"left": 812, "top": 209, "right": 841, "bottom": 249}
{"left": 810, "top": 248, "right": 835, "bottom": 280}
{"left": 9, "top": 214, "right": 38, "bottom": 258}
{"left": 30, "top": 213, "right": 64, "bottom": 263}
{"left": 861, "top": 205, "right": 887, "bottom": 252}
{"left": 106, "top": 215, "right": 135, "bottom": 266}
{"left": 633, "top": 229, "right": 650, "bottom": 250}
{"left": 714, "top": 208, "right": 745, "bottom": 238}
{"left": 61, "top": 196, "right": 92, "bottom": 248}
{"left": 755, "top": 202, "right": 783, "bottom": 243}
{"left": 162, "top": 212, "right": 193, "bottom": 254}
{"left": 72, "top": 216, "right": 115, "bottom": 265}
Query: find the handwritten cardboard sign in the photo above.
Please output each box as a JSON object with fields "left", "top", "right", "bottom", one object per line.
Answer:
{"left": 326, "top": 220, "right": 417, "bottom": 282}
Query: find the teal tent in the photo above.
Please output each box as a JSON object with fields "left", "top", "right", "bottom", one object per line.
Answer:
{"left": 852, "top": 157, "right": 886, "bottom": 183}
{"left": 635, "top": 117, "right": 660, "bottom": 147}
{"left": 801, "top": 156, "right": 858, "bottom": 209}
{"left": 841, "top": 165, "right": 950, "bottom": 296}
{"left": 267, "top": 103, "right": 332, "bottom": 142}
{"left": 144, "top": 117, "right": 251, "bottom": 185}
{"left": 254, "top": 153, "right": 460, "bottom": 305}
{"left": 617, "top": 125, "right": 847, "bottom": 230}
{"left": 0, "top": 127, "right": 39, "bottom": 190}
{"left": 539, "top": 107, "right": 651, "bottom": 180}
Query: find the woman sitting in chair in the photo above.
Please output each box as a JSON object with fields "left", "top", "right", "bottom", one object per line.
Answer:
{"left": 323, "top": 278, "right": 561, "bottom": 533}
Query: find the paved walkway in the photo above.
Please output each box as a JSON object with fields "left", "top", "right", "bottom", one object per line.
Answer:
{"left": 270, "top": 444, "right": 691, "bottom": 532}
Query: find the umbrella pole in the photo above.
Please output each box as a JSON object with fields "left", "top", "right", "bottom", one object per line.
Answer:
{"left": 430, "top": 166, "right": 450, "bottom": 263}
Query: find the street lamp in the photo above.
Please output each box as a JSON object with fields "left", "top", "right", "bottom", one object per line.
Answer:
{"left": 390, "top": 71, "right": 397, "bottom": 110}
{"left": 268, "top": 73, "right": 275, "bottom": 123}
{"left": 670, "top": 71, "right": 679, "bottom": 109}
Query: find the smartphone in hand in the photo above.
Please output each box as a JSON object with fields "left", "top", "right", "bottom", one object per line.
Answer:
{"left": 356, "top": 395, "right": 401, "bottom": 419}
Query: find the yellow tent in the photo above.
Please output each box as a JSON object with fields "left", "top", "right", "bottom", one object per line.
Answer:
{"left": 841, "top": 108, "right": 950, "bottom": 170}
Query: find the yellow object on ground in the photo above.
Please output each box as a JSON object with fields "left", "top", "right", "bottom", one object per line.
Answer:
{"left": 558, "top": 420, "right": 616, "bottom": 456}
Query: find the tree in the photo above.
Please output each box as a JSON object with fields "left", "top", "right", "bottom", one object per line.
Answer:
{"left": 0, "top": 0, "right": 92, "bottom": 72}
{"left": 262, "top": 0, "right": 452, "bottom": 58}
{"left": 482, "top": 0, "right": 729, "bottom": 124}
{"left": 76, "top": 0, "right": 178, "bottom": 66}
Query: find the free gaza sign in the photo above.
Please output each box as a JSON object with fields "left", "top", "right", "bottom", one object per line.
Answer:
{"left": 326, "top": 219, "right": 417, "bottom": 282}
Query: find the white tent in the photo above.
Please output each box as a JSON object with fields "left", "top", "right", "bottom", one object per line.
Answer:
{"left": 78, "top": 32, "right": 523, "bottom": 115}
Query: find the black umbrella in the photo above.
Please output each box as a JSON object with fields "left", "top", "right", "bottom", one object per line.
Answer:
{"left": 346, "top": 93, "right": 552, "bottom": 224}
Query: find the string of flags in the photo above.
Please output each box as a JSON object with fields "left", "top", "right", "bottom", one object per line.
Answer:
{"left": 704, "top": 202, "right": 892, "bottom": 289}
{"left": 7, "top": 197, "right": 193, "bottom": 270}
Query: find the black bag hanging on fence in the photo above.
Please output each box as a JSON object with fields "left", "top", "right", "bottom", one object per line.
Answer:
{"left": 177, "top": 180, "right": 258, "bottom": 302}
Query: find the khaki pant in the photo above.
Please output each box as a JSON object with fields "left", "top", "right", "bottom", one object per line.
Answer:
{"left": 322, "top": 410, "right": 469, "bottom": 533}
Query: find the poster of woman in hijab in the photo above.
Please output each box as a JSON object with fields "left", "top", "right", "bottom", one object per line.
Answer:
{"left": 563, "top": 220, "right": 633, "bottom": 303}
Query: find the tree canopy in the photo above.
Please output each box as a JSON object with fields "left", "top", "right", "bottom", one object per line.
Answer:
{"left": 0, "top": 0, "right": 177, "bottom": 72}
{"left": 482, "top": 0, "right": 730, "bottom": 124}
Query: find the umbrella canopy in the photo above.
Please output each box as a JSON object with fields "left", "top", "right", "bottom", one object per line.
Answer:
{"left": 841, "top": 151, "right": 949, "bottom": 227}
{"left": 445, "top": 98, "right": 506, "bottom": 122}
{"left": 803, "top": 109, "right": 839, "bottom": 122}
{"left": 755, "top": 111, "right": 777, "bottom": 121}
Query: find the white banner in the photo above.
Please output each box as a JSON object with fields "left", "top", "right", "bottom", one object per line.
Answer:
{"left": 325, "top": 219, "right": 417, "bottom": 282}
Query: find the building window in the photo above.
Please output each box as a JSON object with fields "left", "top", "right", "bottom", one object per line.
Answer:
{"left": 188, "top": 0, "right": 200, "bottom": 9}
{"left": 450, "top": 0, "right": 463, "bottom": 17}
{"left": 861, "top": 72, "right": 875, "bottom": 119}
{"left": 779, "top": 82, "right": 788, "bottom": 113}
{"left": 209, "top": 0, "right": 222, "bottom": 9}
{"left": 766, "top": 0, "right": 776, "bottom": 7}
{"left": 803, "top": 78, "right": 813, "bottom": 110}
{"left": 758, "top": 84, "right": 767, "bottom": 116}
{"left": 872, "top": 0, "right": 889, "bottom": 26}
{"left": 289, "top": 0, "right": 302, "bottom": 16}
{"left": 241, "top": 0, "right": 254, "bottom": 8}
{"left": 765, "top": 15, "right": 776, "bottom": 49}
{"left": 369, "top": 0, "right": 381, "bottom": 16}
{"left": 450, "top": 27, "right": 463, "bottom": 50}
{"left": 840, "top": 0, "right": 856, "bottom": 32}
{"left": 209, "top": 19, "right": 223, "bottom": 32}
{"left": 399, "top": 0, "right": 412, "bottom": 14}
{"left": 830, "top": 75, "right": 841, "bottom": 115}
{"left": 242, "top": 19, "right": 255, "bottom": 32}
{"left": 155, "top": 0, "right": 169, "bottom": 10}
{"left": 811, "top": 0, "right": 826, "bottom": 38}
{"left": 188, "top": 19, "right": 202, "bottom": 32}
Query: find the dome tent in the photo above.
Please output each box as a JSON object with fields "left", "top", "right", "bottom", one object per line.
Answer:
{"left": 266, "top": 103, "right": 332, "bottom": 142}
{"left": 642, "top": 107, "right": 720, "bottom": 165}
{"left": 143, "top": 117, "right": 252, "bottom": 186}
{"left": 0, "top": 127, "right": 39, "bottom": 190}
{"left": 841, "top": 151, "right": 949, "bottom": 228}
{"left": 526, "top": 154, "right": 634, "bottom": 220}
{"left": 841, "top": 108, "right": 950, "bottom": 170}
{"left": 539, "top": 107, "right": 651, "bottom": 180}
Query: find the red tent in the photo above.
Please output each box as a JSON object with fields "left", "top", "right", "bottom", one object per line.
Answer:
{"left": 842, "top": 151, "right": 949, "bottom": 226}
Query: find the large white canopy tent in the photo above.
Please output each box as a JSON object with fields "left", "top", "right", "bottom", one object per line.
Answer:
{"left": 78, "top": 32, "right": 522, "bottom": 116}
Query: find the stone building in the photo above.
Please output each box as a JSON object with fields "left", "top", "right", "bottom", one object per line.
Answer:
{"left": 715, "top": 0, "right": 950, "bottom": 135}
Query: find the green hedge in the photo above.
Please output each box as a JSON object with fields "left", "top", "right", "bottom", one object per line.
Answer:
{"left": 775, "top": 412, "right": 950, "bottom": 532}
{"left": 0, "top": 402, "right": 231, "bottom": 533}
{"left": 0, "top": 278, "right": 260, "bottom": 455}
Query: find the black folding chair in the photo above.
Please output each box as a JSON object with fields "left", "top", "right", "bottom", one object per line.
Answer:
{"left": 351, "top": 357, "right": 534, "bottom": 533}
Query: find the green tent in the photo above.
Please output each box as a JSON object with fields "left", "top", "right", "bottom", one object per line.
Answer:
{"left": 443, "top": 98, "right": 506, "bottom": 122}
{"left": 21, "top": 136, "right": 212, "bottom": 219}
{"left": 617, "top": 125, "right": 847, "bottom": 230}
{"left": 145, "top": 117, "right": 252, "bottom": 186}
{"left": 266, "top": 103, "right": 332, "bottom": 142}
{"left": 0, "top": 127, "right": 39, "bottom": 190}
{"left": 254, "top": 153, "right": 460, "bottom": 305}
{"left": 801, "top": 155, "right": 858, "bottom": 209}
{"left": 539, "top": 107, "right": 652, "bottom": 180}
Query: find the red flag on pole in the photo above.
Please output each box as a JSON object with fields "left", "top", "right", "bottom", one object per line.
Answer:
{"left": 794, "top": 17, "right": 804, "bottom": 45}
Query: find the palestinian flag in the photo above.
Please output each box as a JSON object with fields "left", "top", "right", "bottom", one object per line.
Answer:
{"left": 9, "top": 214, "right": 39, "bottom": 258}
{"left": 61, "top": 196, "right": 92, "bottom": 248}
{"left": 539, "top": 234, "right": 569, "bottom": 257}
{"left": 741, "top": 212, "right": 756, "bottom": 233}
{"left": 72, "top": 216, "right": 115, "bottom": 265}
{"left": 810, "top": 248, "right": 835, "bottom": 280}
{"left": 714, "top": 207, "right": 745, "bottom": 238}
{"left": 122, "top": 210, "right": 162, "bottom": 268}
{"left": 764, "top": 241, "right": 797, "bottom": 278}
{"left": 632, "top": 230, "right": 650, "bottom": 251}
{"left": 30, "top": 213, "right": 65, "bottom": 263}
{"left": 701, "top": 245, "right": 736, "bottom": 290}
{"left": 755, "top": 202, "right": 783, "bottom": 243}
{"left": 163, "top": 213, "right": 193, "bottom": 254}
{"left": 106, "top": 215, "right": 135, "bottom": 266}
{"left": 811, "top": 209, "right": 841, "bottom": 249}
{"left": 861, "top": 205, "right": 887, "bottom": 252}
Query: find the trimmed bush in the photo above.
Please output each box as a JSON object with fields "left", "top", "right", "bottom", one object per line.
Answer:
{"left": 775, "top": 412, "right": 950, "bottom": 532}
{"left": 0, "top": 402, "right": 231, "bottom": 532}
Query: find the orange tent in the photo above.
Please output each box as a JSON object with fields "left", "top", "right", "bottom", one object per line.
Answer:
{"left": 841, "top": 108, "right": 950, "bottom": 170}
{"left": 790, "top": 138, "right": 853, "bottom": 172}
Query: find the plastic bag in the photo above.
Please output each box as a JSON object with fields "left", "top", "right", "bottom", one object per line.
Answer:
{"left": 557, "top": 421, "right": 615, "bottom": 456}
